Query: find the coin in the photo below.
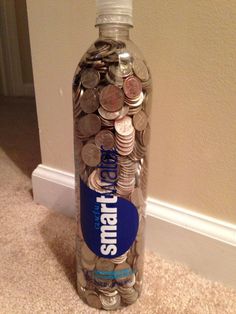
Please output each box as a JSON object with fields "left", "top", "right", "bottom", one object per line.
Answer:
{"left": 86, "top": 291, "right": 102, "bottom": 309}
{"left": 99, "top": 294, "right": 121, "bottom": 310}
{"left": 80, "top": 89, "right": 99, "bottom": 113}
{"left": 81, "top": 143, "right": 101, "bottom": 167}
{"left": 99, "top": 289, "right": 118, "bottom": 297}
{"left": 120, "top": 288, "right": 139, "bottom": 305}
{"left": 110, "top": 251, "right": 128, "bottom": 264}
{"left": 77, "top": 114, "right": 101, "bottom": 137}
{"left": 131, "top": 188, "right": 145, "bottom": 208}
{"left": 100, "top": 85, "right": 124, "bottom": 112}
{"left": 96, "top": 258, "right": 115, "bottom": 272}
{"left": 133, "top": 110, "right": 148, "bottom": 131}
{"left": 115, "top": 262, "right": 133, "bottom": 283}
{"left": 81, "top": 258, "right": 96, "bottom": 271}
{"left": 81, "top": 68, "right": 100, "bottom": 89}
{"left": 123, "top": 76, "right": 142, "bottom": 99}
{"left": 98, "top": 107, "right": 121, "bottom": 120}
{"left": 73, "top": 35, "right": 152, "bottom": 309}
{"left": 95, "top": 130, "right": 115, "bottom": 149}
{"left": 125, "top": 91, "right": 144, "bottom": 108}
{"left": 115, "top": 116, "right": 134, "bottom": 136}
{"left": 142, "top": 124, "right": 151, "bottom": 146}
{"left": 133, "top": 59, "right": 149, "bottom": 82}
{"left": 77, "top": 270, "right": 87, "bottom": 288}
{"left": 81, "top": 242, "right": 97, "bottom": 263}
{"left": 118, "top": 105, "right": 129, "bottom": 119}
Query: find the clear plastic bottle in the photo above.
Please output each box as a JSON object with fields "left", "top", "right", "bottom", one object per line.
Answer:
{"left": 73, "top": 0, "right": 152, "bottom": 310}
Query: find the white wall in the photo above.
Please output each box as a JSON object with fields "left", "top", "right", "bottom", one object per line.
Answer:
{"left": 27, "top": 0, "right": 236, "bottom": 223}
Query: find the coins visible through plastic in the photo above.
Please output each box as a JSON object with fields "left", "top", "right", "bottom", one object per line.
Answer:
{"left": 80, "top": 89, "right": 99, "bottom": 113}
{"left": 95, "top": 129, "right": 115, "bottom": 149}
{"left": 73, "top": 35, "right": 152, "bottom": 311}
{"left": 81, "top": 143, "right": 100, "bottom": 167}
{"left": 123, "top": 76, "right": 142, "bottom": 99}
{"left": 133, "top": 59, "right": 149, "bottom": 82}
{"left": 77, "top": 114, "right": 101, "bottom": 137}
{"left": 81, "top": 69, "right": 100, "bottom": 89}
{"left": 86, "top": 291, "right": 102, "bottom": 309}
{"left": 115, "top": 116, "right": 134, "bottom": 136}
{"left": 100, "top": 85, "right": 124, "bottom": 112}
{"left": 133, "top": 110, "right": 148, "bottom": 131}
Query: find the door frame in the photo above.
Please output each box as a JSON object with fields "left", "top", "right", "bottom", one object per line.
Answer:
{"left": 0, "top": 30, "right": 8, "bottom": 95}
{"left": 0, "top": 0, "right": 34, "bottom": 96}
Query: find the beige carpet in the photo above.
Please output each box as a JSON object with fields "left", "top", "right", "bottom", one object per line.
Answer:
{"left": 0, "top": 96, "right": 236, "bottom": 314}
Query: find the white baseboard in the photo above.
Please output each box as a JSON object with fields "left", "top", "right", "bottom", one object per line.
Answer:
{"left": 32, "top": 165, "right": 75, "bottom": 217}
{"left": 32, "top": 164, "right": 236, "bottom": 288}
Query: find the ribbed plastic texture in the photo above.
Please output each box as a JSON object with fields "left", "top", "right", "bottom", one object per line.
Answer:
{"left": 96, "top": 0, "right": 133, "bottom": 26}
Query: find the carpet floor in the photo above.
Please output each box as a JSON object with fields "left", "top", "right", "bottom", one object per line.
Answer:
{"left": 0, "top": 96, "right": 236, "bottom": 314}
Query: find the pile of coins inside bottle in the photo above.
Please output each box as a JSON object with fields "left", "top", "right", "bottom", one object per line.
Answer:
{"left": 73, "top": 38, "right": 152, "bottom": 310}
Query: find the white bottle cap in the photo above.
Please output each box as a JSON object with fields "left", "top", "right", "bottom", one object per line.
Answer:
{"left": 96, "top": 0, "right": 133, "bottom": 26}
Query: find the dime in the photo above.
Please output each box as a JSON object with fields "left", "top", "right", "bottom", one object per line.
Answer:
{"left": 81, "top": 68, "right": 100, "bottom": 88}
{"left": 77, "top": 114, "right": 101, "bottom": 137}
{"left": 80, "top": 89, "right": 99, "bottom": 113}
{"left": 133, "top": 110, "right": 148, "bottom": 131}
{"left": 123, "top": 76, "right": 142, "bottom": 99}
{"left": 81, "top": 143, "right": 101, "bottom": 167}
{"left": 133, "top": 59, "right": 149, "bottom": 82}
{"left": 115, "top": 116, "right": 134, "bottom": 136}
{"left": 100, "top": 85, "right": 124, "bottom": 112}
{"left": 95, "top": 129, "right": 115, "bottom": 149}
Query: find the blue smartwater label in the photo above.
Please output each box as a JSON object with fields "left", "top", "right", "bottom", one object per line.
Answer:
{"left": 80, "top": 179, "right": 139, "bottom": 259}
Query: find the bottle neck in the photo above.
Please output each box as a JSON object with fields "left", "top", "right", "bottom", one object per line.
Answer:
{"left": 98, "top": 24, "right": 131, "bottom": 40}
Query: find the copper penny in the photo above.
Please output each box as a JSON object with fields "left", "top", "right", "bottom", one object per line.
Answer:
{"left": 123, "top": 76, "right": 142, "bottom": 99}
{"left": 95, "top": 130, "right": 115, "bottom": 149}
{"left": 81, "top": 143, "right": 101, "bottom": 167}
{"left": 80, "top": 89, "right": 99, "bottom": 113}
{"left": 78, "top": 114, "right": 101, "bottom": 137}
{"left": 100, "top": 85, "right": 124, "bottom": 112}
{"left": 133, "top": 110, "right": 148, "bottom": 131}
{"left": 115, "top": 116, "right": 134, "bottom": 136}
{"left": 81, "top": 68, "right": 100, "bottom": 89}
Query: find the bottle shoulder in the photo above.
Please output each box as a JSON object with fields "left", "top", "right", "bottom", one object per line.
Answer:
{"left": 73, "top": 37, "right": 152, "bottom": 87}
